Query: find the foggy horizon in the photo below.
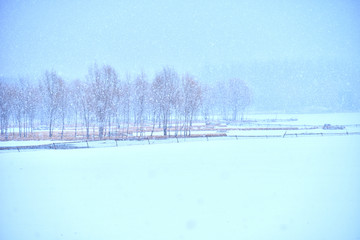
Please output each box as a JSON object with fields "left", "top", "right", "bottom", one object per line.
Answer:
{"left": 1, "top": 0, "right": 360, "bottom": 113}
{"left": 1, "top": 0, "right": 360, "bottom": 80}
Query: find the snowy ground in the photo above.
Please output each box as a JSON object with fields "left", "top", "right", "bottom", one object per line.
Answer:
{"left": 1, "top": 134, "right": 360, "bottom": 240}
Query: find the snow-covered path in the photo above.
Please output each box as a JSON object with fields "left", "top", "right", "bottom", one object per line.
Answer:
{"left": 1, "top": 136, "right": 360, "bottom": 240}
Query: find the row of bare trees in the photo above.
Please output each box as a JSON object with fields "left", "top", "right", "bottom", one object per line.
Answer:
{"left": 0, "top": 65, "right": 251, "bottom": 140}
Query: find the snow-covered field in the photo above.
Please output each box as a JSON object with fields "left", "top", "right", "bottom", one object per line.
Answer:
{"left": 1, "top": 133, "right": 360, "bottom": 240}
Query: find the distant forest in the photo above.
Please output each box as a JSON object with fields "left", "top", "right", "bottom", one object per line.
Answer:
{"left": 199, "top": 59, "right": 360, "bottom": 113}
{"left": 0, "top": 65, "right": 251, "bottom": 140}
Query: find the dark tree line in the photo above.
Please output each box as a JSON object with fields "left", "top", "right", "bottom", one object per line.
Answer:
{"left": 0, "top": 65, "right": 251, "bottom": 140}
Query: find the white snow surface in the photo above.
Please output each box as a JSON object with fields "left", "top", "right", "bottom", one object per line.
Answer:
{"left": 1, "top": 135, "right": 360, "bottom": 240}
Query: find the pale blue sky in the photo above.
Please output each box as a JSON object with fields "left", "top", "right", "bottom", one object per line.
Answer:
{"left": 1, "top": 0, "right": 359, "bottom": 80}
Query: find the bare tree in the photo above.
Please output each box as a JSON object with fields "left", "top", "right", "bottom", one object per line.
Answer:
{"left": 103, "top": 65, "right": 119, "bottom": 138}
{"left": 69, "top": 79, "right": 82, "bottom": 138}
{"left": 118, "top": 75, "right": 131, "bottom": 137}
{"left": 215, "top": 80, "right": 231, "bottom": 120}
{"left": 0, "top": 81, "right": 12, "bottom": 139}
{"left": 133, "top": 72, "right": 149, "bottom": 137}
{"left": 151, "top": 67, "right": 179, "bottom": 136}
{"left": 149, "top": 82, "right": 160, "bottom": 137}
{"left": 227, "top": 78, "right": 251, "bottom": 121}
{"left": 181, "top": 74, "right": 202, "bottom": 136}
{"left": 12, "top": 81, "right": 25, "bottom": 137}
{"left": 24, "top": 82, "right": 40, "bottom": 135}
{"left": 2, "top": 79, "right": 40, "bottom": 139}
{"left": 78, "top": 80, "right": 94, "bottom": 139}
{"left": 57, "top": 79, "right": 67, "bottom": 139}
{"left": 200, "top": 83, "right": 216, "bottom": 125}
{"left": 87, "top": 64, "right": 118, "bottom": 139}
{"left": 40, "top": 70, "right": 65, "bottom": 138}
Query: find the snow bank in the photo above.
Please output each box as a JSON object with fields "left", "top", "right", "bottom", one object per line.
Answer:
{"left": 0, "top": 140, "right": 72, "bottom": 148}
{"left": 245, "top": 112, "right": 360, "bottom": 126}
{"left": 1, "top": 136, "right": 360, "bottom": 240}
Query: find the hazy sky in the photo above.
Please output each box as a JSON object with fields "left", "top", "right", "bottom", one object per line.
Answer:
{"left": 1, "top": 0, "right": 359, "bottom": 80}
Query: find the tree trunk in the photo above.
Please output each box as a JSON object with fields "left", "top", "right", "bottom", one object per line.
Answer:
{"left": 74, "top": 112, "right": 78, "bottom": 137}
{"left": 99, "top": 126, "right": 104, "bottom": 139}
{"left": 61, "top": 115, "right": 65, "bottom": 140}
